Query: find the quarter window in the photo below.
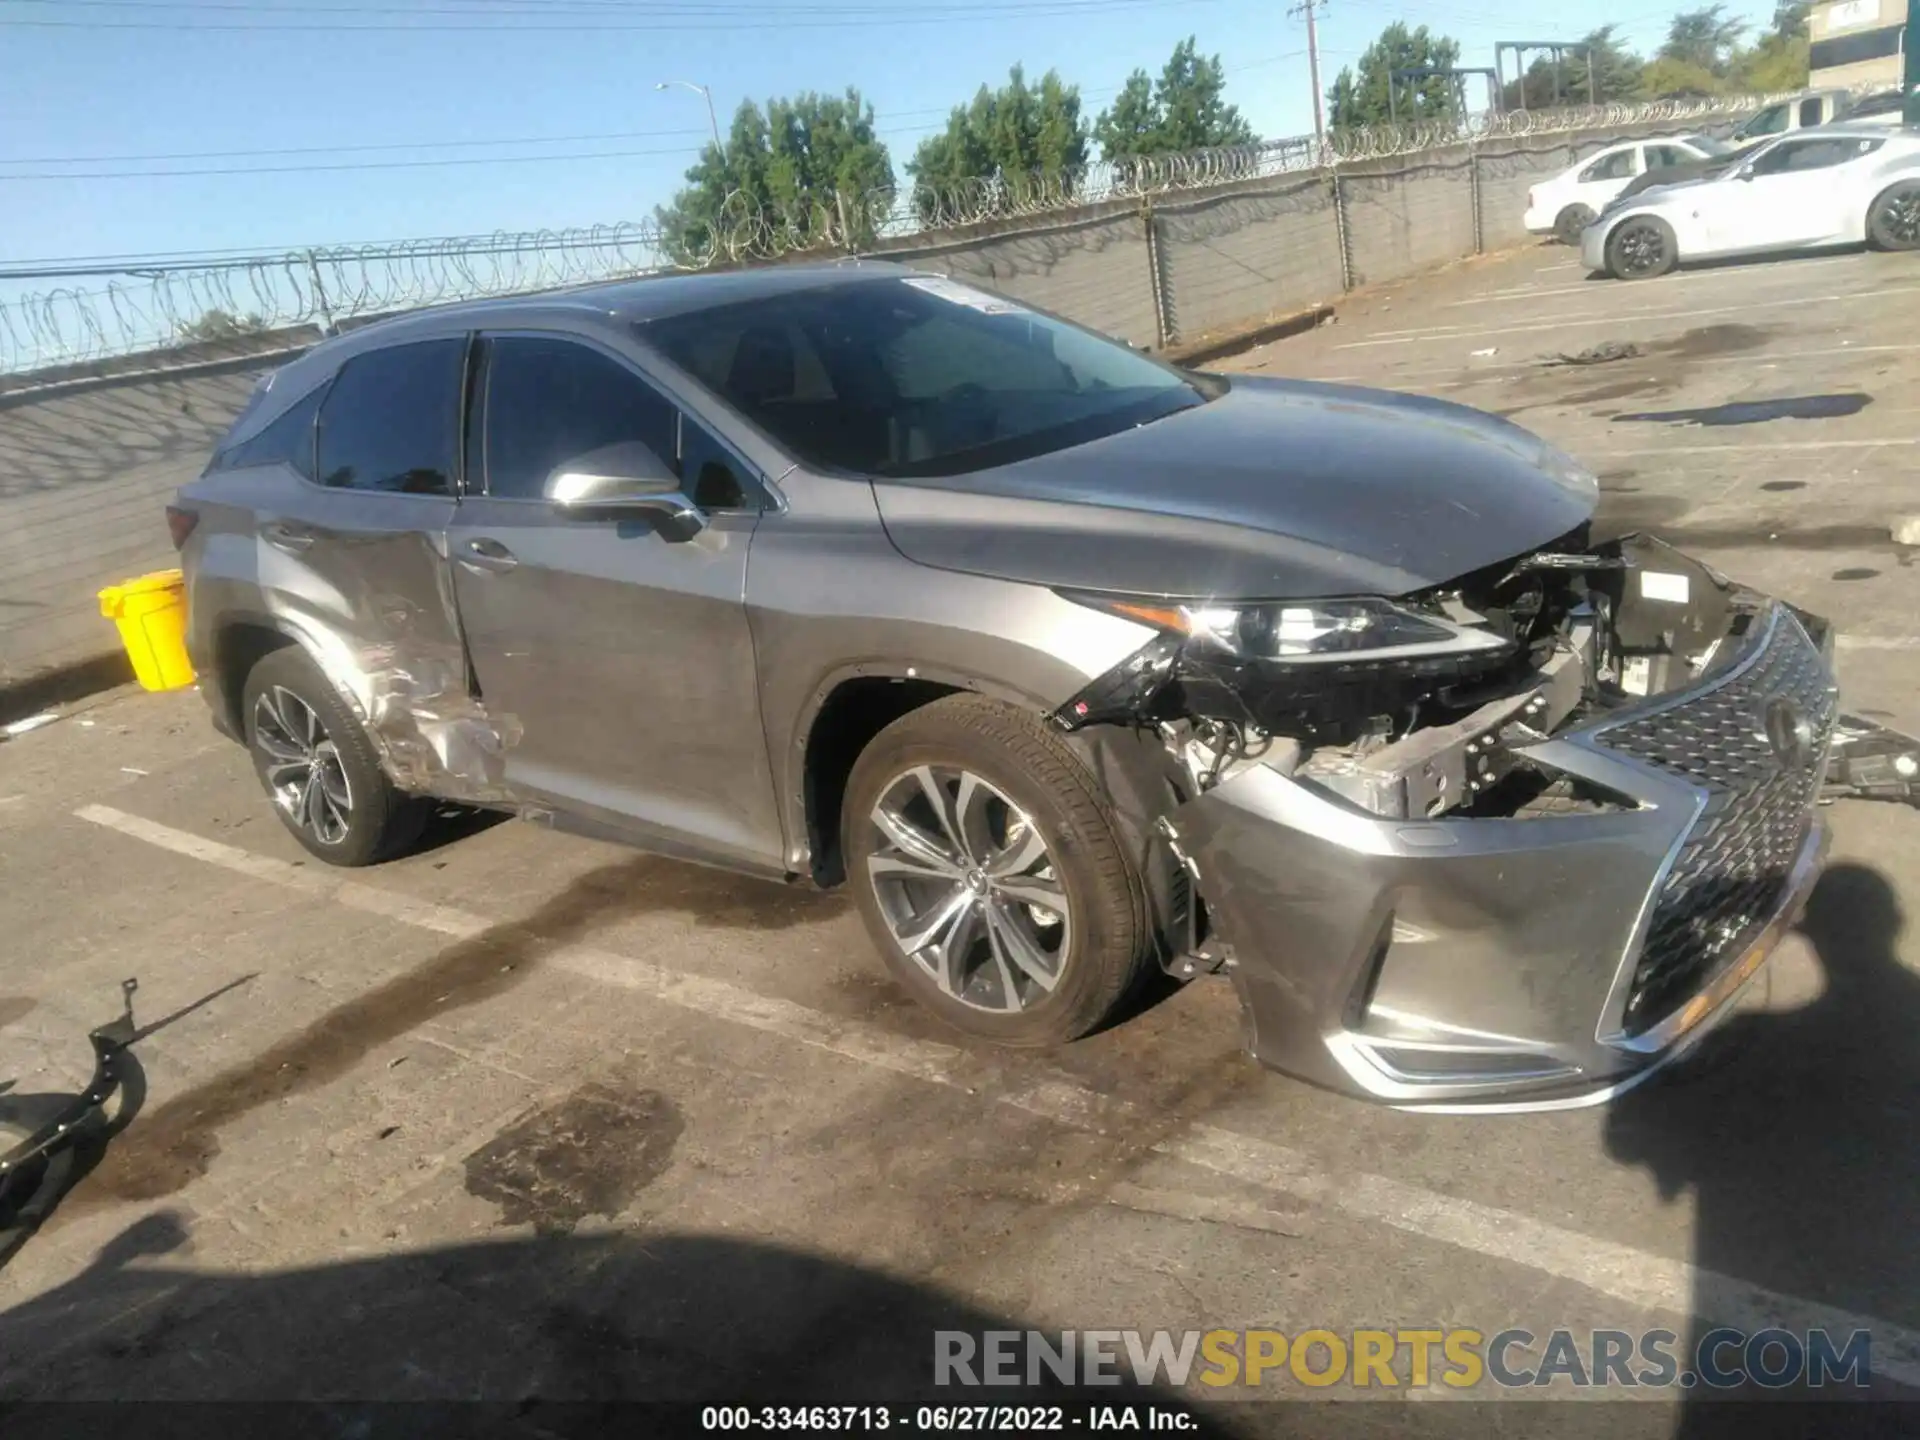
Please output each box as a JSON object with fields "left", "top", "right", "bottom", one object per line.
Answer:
{"left": 315, "top": 339, "right": 465, "bottom": 495}
{"left": 482, "top": 336, "right": 678, "bottom": 500}
{"left": 215, "top": 381, "right": 326, "bottom": 478}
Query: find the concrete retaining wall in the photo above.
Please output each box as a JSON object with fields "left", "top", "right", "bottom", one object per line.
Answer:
{"left": 0, "top": 115, "right": 1729, "bottom": 696}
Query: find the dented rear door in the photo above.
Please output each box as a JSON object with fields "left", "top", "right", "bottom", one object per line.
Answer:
{"left": 250, "top": 336, "right": 481, "bottom": 794}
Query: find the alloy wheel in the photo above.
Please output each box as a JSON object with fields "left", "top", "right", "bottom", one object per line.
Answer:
{"left": 1616, "top": 222, "right": 1669, "bottom": 276}
{"left": 866, "top": 766, "right": 1072, "bottom": 1013}
{"left": 1883, "top": 193, "right": 1920, "bottom": 247}
{"left": 252, "top": 686, "right": 354, "bottom": 847}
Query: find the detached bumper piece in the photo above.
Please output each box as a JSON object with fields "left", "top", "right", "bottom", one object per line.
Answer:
{"left": 1168, "top": 602, "right": 1838, "bottom": 1111}
{"left": 1824, "top": 714, "right": 1920, "bottom": 807}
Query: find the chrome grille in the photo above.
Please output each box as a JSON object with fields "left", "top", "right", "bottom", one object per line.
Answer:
{"left": 1597, "top": 608, "right": 1836, "bottom": 1034}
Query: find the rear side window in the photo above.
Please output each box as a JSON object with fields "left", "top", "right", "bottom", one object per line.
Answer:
{"left": 316, "top": 338, "right": 466, "bottom": 495}
{"left": 1579, "top": 149, "right": 1636, "bottom": 183}
{"left": 214, "top": 381, "right": 326, "bottom": 478}
{"left": 482, "top": 336, "right": 678, "bottom": 500}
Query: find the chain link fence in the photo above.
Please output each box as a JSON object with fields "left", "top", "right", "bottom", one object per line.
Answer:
{"left": 0, "top": 93, "right": 1785, "bottom": 692}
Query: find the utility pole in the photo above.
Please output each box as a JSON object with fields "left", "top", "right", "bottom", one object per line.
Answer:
{"left": 1289, "top": 0, "right": 1327, "bottom": 143}
{"left": 656, "top": 79, "right": 722, "bottom": 155}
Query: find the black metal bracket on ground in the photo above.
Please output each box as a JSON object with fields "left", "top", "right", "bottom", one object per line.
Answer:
{"left": 1825, "top": 713, "right": 1920, "bottom": 808}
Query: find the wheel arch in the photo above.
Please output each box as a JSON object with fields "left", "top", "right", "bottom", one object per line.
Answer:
{"left": 794, "top": 662, "right": 1049, "bottom": 887}
{"left": 1867, "top": 177, "right": 1920, "bottom": 246}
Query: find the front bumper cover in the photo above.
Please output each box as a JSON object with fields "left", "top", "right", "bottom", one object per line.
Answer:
{"left": 1164, "top": 600, "right": 1839, "bottom": 1111}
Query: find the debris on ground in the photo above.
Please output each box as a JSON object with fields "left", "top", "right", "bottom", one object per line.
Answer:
{"left": 1, "top": 713, "right": 58, "bottom": 740}
{"left": 1894, "top": 516, "right": 1920, "bottom": 547}
{"left": 1471, "top": 347, "right": 1499, "bottom": 358}
{"left": 1545, "top": 341, "right": 1643, "bottom": 367}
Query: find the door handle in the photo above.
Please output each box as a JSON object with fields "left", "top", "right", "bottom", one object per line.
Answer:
{"left": 458, "top": 537, "right": 519, "bottom": 574}
{"left": 262, "top": 521, "right": 315, "bottom": 554}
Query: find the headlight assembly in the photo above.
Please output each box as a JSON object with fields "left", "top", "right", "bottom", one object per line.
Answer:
{"left": 1063, "top": 593, "right": 1512, "bottom": 664}
{"left": 1053, "top": 592, "right": 1519, "bottom": 742}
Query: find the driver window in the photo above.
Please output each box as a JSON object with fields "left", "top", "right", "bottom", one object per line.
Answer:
{"left": 1742, "top": 105, "right": 1788, "bottom": 138}
{"left": 1797, "top": 98, "right": 1824, "bottom": 127}
{"left": 483, "top": 336, "right": 677, "bottom": 500}
{"left": 1579, "top": 149, "right": 1637, "bottom": 183}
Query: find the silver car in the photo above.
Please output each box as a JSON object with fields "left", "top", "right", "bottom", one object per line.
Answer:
{"left": 1583, "top": 125, "right": 1920, "bottom": 278}
{"left": 170, "top": 263, "right": 1895, "bottom": 1110}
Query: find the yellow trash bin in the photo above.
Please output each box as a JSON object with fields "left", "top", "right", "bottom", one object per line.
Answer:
{"left": 98, "top": 568, "right": 196, "bottom": 693}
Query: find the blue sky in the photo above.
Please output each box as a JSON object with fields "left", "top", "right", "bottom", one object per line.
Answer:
{"left": 2, "top": 0, "right": 1779, "bottom": 268}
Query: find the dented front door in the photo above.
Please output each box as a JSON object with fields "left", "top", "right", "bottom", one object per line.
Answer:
{"left": 449, "top": 332, "right": 784, "bottom": 873}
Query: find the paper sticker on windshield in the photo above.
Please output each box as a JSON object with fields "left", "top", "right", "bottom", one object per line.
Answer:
{"left": 901, "top": 276, "right": 1028, "bottom": 315}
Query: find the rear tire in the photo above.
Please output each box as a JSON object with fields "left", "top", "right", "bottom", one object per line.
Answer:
{"left": 241, "top": 647, "right": 425, "bottom": 866}
{"left": 842, "top": 694, "right": 1151, "bottom": 1048}
{"left": 1867, "top": 183, "right": 1920, "bottom": 251}
{"left": 1554, "top": 203, "right": 1597, "bottom": 247}
{"left": 1606, "top": 216, "right": 1678, "bottom": 280}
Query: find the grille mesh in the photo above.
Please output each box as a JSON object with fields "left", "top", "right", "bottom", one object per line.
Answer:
{"left": 1597, "top": 611, "right": 1836, "bottom": 1034}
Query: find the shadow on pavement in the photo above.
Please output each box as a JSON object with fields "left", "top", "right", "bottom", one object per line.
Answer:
{"left": 0, "top": 1219, "right": 1263, "bottom": 1437}
{"left": 1606, "top": 861, "right": 1920, "bottom": 1432}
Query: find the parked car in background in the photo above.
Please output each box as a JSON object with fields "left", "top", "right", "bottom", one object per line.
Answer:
{"left": 172, "top": 263, "right": 1876, "bottom": 1112}
{"left": 1525, "top": 136, "right": 1732, "bottom": 244}
{"left": 1583, "top": 126, "right": 1920, "bottom": 279}
{"left": 1724, "top": 87, "right": 1909, "bottom": 148}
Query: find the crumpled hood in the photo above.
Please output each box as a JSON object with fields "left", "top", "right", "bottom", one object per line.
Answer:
{"left": 871, "top": 374, "right": 1598, "bottom": 600}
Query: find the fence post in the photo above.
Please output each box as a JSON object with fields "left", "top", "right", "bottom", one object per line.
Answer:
{"left": 1329, "top": 166, "right": 1355, "bottom": 292}
{"left": 1469, "top": 140, "right": 1484, "bottom": 256}
{"left": 1142, "top": 198, "right": 1174, "bottom": 349}
{"left": 304, "top": 251, "right": 337, "bottom": 337}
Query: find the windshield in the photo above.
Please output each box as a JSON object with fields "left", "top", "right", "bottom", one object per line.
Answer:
{"left": 643, "top": 276, "right": 1211, "bottom": 478}
{"left": 1735, "top": 104, "right": 1789, "bottom": 140}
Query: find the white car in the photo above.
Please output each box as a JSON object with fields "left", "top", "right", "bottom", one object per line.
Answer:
{"left": 1581, "top": 125, "right": 1920, "bottom": 280}
{"left": 1524, "top": 135, "right": 1733, "bottom": 245}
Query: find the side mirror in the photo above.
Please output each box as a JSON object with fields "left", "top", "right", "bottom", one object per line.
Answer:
{"left": 546, "top": 441, "right": 707, "bottom": 540}
{"left": 1737, "top": 165, "right": 1757, "bottom": 182}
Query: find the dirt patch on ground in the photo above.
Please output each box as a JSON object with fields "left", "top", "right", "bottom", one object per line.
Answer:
{"left": 465, "top": 1082, "right": 684, "bottom": 1234}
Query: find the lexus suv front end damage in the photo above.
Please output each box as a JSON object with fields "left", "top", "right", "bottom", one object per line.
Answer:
{"left": 1054, "top": 531, "right": 1861, "bottom": 1110}
{"left": 176, "top": 263, "right": 1920, "bottom": 1113}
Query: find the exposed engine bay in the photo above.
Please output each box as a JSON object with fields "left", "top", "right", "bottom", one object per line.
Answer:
{"left": 1055, "top": 528, "right": 1920, "bottom": 824}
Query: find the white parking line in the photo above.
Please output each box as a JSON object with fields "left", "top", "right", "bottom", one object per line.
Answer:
{"left": 1334, "top": 283, "right": 1920, "bottom": 350}
{"left": 1584, "top": 438, "right": 1920, "bottom": 457}
{"left": 71, "top": 803, "right": 1920, "bottom": 1386}
{"left": 1442, "top": 256, "right": 1864, "bottom": 309}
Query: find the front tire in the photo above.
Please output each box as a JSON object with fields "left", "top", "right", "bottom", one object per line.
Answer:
{"left": 1868, "top": 183, "right": 1920, "bottom": 251}
{"left": 1554, "top": 203, "right": 1597, "bottom": 247}
{"left": 1606, "top": 216, "right": 1678, "bottom": 280}
{"left": 842, "top": 695, "right": 1151, "bottom": 1048}
{"left": 242, "top": 647, "right": 425, "bottom": 866}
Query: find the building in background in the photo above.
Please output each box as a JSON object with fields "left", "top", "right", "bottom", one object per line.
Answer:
{"left": 1810, "top": 0, "right": 1909, "bottom": 92}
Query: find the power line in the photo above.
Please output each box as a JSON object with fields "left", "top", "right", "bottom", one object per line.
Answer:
{"left": 2, "top": 0, "right": 1217, "bottom": 32}
{"left": 3, "top": 50, "right": 1301, "bottom": 180}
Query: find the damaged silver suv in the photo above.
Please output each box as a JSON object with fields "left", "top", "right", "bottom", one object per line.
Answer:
{"left": 173, "top": 262, "right": 1918, "bottom": 1110}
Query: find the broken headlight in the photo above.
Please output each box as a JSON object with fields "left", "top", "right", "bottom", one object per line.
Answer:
{"left": 1054, "top": 593, "right": 1519, "bottom": 742}
{"left": 1065, "top": 594, "right": 1511, "bottom": 664}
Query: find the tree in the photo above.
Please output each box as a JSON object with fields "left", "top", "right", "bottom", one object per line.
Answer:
{"left": 908, "top": 65, "right": 1089, "bottom": 204}
{"left": 1093, "top": 37, "right": 1257, "bottom": 159}
{"left": 654, "top": 88, "right": 893, "bottom": 265}
{"left": 1730, "top": 0, "right": 1811, "bottom": 90}
{"left": 1638, "top": 56, "right": 1728, "bottom": 99}
{"left": 1503, "top": 26, "right": 1645, "bottom": 110}
{"left": 1327, "top": 24, "right": 1463, "bottom": 131}
{"left": 1659, "top": 5, "right": 1748, "bottom": 77}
